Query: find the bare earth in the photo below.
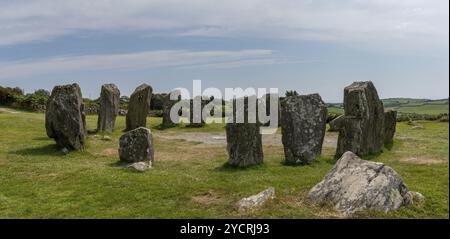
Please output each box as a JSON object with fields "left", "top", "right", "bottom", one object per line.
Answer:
{"left": 157, "top": 131, "right": 339, "bottom": 148}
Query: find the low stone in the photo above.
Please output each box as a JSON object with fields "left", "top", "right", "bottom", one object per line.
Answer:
{"left": 308, "top": 151, "right": 413, "bottom": 214}
{"left": 236, "top": 187, "right": 275, "bottom": 212}
{"left": 412, "top": 125, "right": 424, "bottom": 130}
{"left": 102, "top": 135, "right": 112, "bottom": 141}
{"left": 126, "top": 161, "right": 152, "bottom": 172}
{"left": 328, "top": 114, "right": 344, "bottom": 132}
{"left": 119, "top": 127, "right": 154, "bottom": 163}
{"left": 61, "top": 148, "right": 69, "bottom": 154}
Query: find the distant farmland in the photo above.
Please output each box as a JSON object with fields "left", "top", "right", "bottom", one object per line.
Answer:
{"left": 328, "top": 98, "right": 449, "bottom": 115}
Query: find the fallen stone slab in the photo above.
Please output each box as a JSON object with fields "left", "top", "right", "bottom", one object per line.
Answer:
{"left": 126, "top": 161, "right": 152, "bottom": 172}
{"left": 308, "top": 151, "right": 421, "bottom": 214}
{"left": 236, "top": 187, "right": 275, "bottom": 212}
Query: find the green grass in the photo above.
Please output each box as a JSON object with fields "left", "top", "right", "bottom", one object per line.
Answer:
{"left": 0, "top": 108, "right": 448, "bottom": 218}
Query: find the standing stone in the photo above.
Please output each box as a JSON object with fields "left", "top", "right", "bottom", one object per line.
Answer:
{"left": 188, "top": 96, "right": 206, "bottom": 127}
{"left": 384, "top": 110, "right": 397, "bottom": 146}
{"left": 226, "top": 96, "right": 263, "bottom": 167}
{"left": 335, "top": 81, "right": 385, "bottom": 158}
{"left": 97, "top": 84, "right": 120, "bottom": 133}
{"left": 125, "top": 84, "right": 152, "bottom": 131}
{"left": 260, "top": 93, "right": 281, "bottom": 127}
{"left": 119, "top": 127, "right": 154, "bottom": 164}
{"left": 280, "top": 94, "right": 327, "bottom": 165}
{"left": 45, "top": 83, "right": 86, "bottom": 150}
{"left": 162, "top": 91, "right": 180, "bottom": 128}
{"left": 328, "top": 114, "right": 344, "bottom": 132}
{"left": 308, "top": 151, "right": 419, "bottom": 214}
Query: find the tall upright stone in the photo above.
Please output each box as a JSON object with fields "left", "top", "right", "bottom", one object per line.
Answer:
{"left": 280, "top": 94, "right": 327, "bottom": 165}
{"left": 97, "top": 84, "right": 120, "bottom": 132}
{"left": 45, "top": 83, "right": 86, "bottom": 150}
{"left": 384, "top": 110, "right": 397, "bottom": 146}
{"left": 162, "top": 91, "right": 181, "bottom": 128}
{"left": 226, "top": 96, "right": 263, "bottom": 167}
{"left": 335, "top": 81, "right": 385, "bottom": 158}
{"left": 125, "top": 84, "right": 152, "bottom": 131}
{"left": 188, "top": 96, "right": 206, "bottom": 127}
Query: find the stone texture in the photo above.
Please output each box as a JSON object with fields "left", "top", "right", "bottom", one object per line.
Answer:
{"left": 236, "top": 187, "right": 275, "bottom": 212}
{"left": 384, "top": 110, "right": 397, "bottom": 145}
{"left": 328, "top": 114, "right": 344, "bottom": 132}
{"left": 226, "top": 96, "right": 263, "bottom": 167}
{"left": 162, "top": 91, "right": 180, "bottom": 128}
{"left": 308, "top": 151, "right": 414, "bottom": 214}
{"left": 335, "top": 81, "right": 385, "bottom": 158}
{"left": 97, "top": 84, "right": 120, "bottom": 132}
{"left": 280, "top": 94, "right": 327, "bottom": 165}
{"left": 125, "top": 84, "right": 152, "bottom": 131}
{"left": 119, "top": 127, "right": 154, "bottom": 163}
{"left": 45, "top": 83, "right": 86, "bottom": 150}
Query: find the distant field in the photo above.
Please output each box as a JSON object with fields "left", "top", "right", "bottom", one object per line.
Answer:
{"left": 327, "top": 98, "right": 449, "bottom": 115}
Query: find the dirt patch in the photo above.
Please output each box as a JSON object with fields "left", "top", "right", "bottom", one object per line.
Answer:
{"left": 191, "top": 191, "right": 222, "bottom": 206}
{"left": 0, "top": 108, "right": 19, "bottom": 114}
{"left": 400, "top": 157, "right": 446, "bottom": 165}
{"left": 158, "top": 131, "right": 338, "bottom": 148}
{"left": 97, "top": 148, "right": 118, "bottom": 157}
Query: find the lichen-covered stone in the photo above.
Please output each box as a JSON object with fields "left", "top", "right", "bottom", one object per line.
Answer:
{"left": 280, "top": 94, "right": 327, "bottom": 164}
{"left": 119, "top": 127, "right": 154, "bottom": 163}
{"left": 226, "top": 96, "right": 263, "bottom": 167}
{"left": 125, "top": 84, "right": 152, "bottom": 131}
{"left": 162, "top": 91, "right": 180, "bottom": 128}
{"left": 308, "top": 151, "right": 415, "bottom": 214}
{"left": 335, "top": 81, "right": 385, "bottom": 158}
{"left": 236, "top": 187, "right": 275, "bottom": 212}
{"left": 384, "top": 110, "right": 397, "bottom": 145}
{"left": 45, "top": 83, "right": 86, "bottom": 150}
{"left": 97, "top": 84, "right": 120, "bottom": 132}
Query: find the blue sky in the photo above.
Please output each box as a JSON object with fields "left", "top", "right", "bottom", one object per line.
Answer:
{"left": 0, "top": 0, "right": 448, "bottom": 102}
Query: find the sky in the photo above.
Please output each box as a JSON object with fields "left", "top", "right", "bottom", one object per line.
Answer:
{"left": 0, "top": 0, "right": 448, "bottom": 102}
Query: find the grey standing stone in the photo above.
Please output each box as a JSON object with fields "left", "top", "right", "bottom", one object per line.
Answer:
{"left": 97, "top": 84, "right": 120, "bottom": 132}
{"left": 308, "top": 151, "right": 415, "bottom": 214}
{"left": 280, "top": 94, "right": 327, "bottom": 165}
{"left": 162, "top": 91, "right": 180, "bottom": 128}
{"left": 328, "top": 114, "right": 344, "bottom": 132}
{"left": 119, "top": 127, "right": 154, "bottom": 163}
{"left": 45, "top": 83, "right": 86, "bottom": 150}
{"left": 335, "top": 81, "right": 385, "bottom": 158}
{"left": 125, "top": 84, "right": 152, "bottom": 131}
{"left": 188, "top": 96, "right": 206, "bottom": 127}
{"left": 384, "top": 110, "right": 397, "bottom": 146}
{"left": 226, "top": 96, "right": 263, "bottom": 167}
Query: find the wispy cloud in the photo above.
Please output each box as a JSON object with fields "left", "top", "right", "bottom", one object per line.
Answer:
{"left": 0, "top": 0, "right": 447, "bottom": 50}
{"left": 0, "top": 49, "right": 312, "bottom": 79}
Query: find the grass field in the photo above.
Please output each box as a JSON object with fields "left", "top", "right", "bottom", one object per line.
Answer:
{"left": 0, "top": 108, "right": 448, "bottom": 218}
